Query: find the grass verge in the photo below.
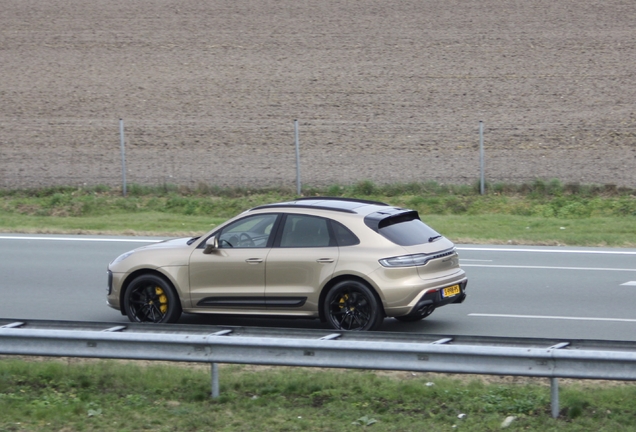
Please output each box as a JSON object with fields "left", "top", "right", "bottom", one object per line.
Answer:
{"left": 1, "top": 180, "right": 635, "bottom": 246}
{"left": 1, "top": 358, "right": 636, "bottom": 431}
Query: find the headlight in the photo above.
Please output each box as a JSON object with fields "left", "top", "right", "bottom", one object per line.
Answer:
{"left": 379, "top": 248, "right": 455, "bottom": 268}
{"left": 111, "top": 250, "right": 135, "bottom": 265}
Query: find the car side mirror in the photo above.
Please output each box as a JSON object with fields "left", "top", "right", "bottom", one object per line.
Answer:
{"left": 203, "top": 236, "right": 219, "bottom": 254}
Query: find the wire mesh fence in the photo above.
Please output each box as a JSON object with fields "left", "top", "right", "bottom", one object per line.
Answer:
{"left": 1, "top": 117, "right": 634, "bottom": 190}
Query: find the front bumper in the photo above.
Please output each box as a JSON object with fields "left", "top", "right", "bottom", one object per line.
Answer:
{"left": 106, "top": 269, "right": 122, "bottom": 311}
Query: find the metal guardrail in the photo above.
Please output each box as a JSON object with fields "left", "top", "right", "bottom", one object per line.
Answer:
{"left": 2, "top": 319, "right": 636, "bottom": 418}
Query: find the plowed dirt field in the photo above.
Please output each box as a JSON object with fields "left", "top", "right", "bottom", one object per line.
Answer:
{"left": 1, "top": 0, "right": 635, "bottom": 189}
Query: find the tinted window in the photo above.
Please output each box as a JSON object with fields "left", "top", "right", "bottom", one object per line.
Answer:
{"left": 332, "top": 221, "right": 359, "bottom": 246}
{"left": 378, "top": 218, "right": 441, "bottom": 246}
{"left": 280, "top": 215, "right": 332, "bottom": 247}
{"left": 217, "top": 214, "right": 278, "bottom": 248}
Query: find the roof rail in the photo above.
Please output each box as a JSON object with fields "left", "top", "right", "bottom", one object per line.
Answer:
{"left": 249, "top": 197, "right": 389, "bottom": 214}
{"left": 293, "top": 197, "right": 389, "bottom": 206}
{"left": 249, "top": 203, "right": 357, "bottom": 213}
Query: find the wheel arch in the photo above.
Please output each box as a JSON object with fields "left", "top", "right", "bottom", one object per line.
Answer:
{"left": 318, "top": 275, "right": 385, "bottom": 322}
{"left": 119, "top": 269, "right": 180, "bottom": 312}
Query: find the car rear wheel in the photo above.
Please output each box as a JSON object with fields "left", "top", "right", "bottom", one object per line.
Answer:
{"left": 123, "top": 274, "right": 182, "bottom": 323}
{"left": 324, "top": 280, "right": 383, "bottom": 331}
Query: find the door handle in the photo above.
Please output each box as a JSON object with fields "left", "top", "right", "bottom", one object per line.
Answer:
{"left": 316, "top": 258, "right": 335, "bottom": 264}
{"left": 245, "top": 258, "right": 263, "bottom": 264}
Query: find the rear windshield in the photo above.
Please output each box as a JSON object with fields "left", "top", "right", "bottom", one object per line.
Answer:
{"left": 374, "top": 212, "right": 442, "bottom": 246}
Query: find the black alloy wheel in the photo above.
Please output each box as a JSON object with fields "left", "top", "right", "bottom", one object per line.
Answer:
{"left": 123, "top": 274, "right": 182, "bottom": 323}
{"left": 324, "top": 280, "right": 384, "bottom": 331}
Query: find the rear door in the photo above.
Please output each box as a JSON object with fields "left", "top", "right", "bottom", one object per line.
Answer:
{"left": 265, "top": 214, "right": 339, "bottom": 314}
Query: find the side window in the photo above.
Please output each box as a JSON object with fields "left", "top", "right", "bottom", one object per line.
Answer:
{"left": 280, "top": 215, "right": 332, "bottom": 247}
{"left": 332, "top": 221, "right": 360, "bottom": 246}
{"left": 217, "top": 214, "right": 277, "bottom": 248}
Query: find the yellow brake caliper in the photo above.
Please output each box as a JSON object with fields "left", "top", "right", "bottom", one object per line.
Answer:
{"left": 155, "top": 287, "right": 168, "bottom": 314}
{"left": 339, "top": 294, "right": 353, "bottom": 311}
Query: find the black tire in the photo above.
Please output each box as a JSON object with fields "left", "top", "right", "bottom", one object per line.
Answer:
{"left": 323, "top": 280, "right": 384, "bottom": 331}
{"left": 123, "top": 274, "right": 182, "bottom": 323}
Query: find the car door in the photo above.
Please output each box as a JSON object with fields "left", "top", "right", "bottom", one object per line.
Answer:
{"left": 265, "top": 214, "right": 339, "bottom": 315}
{"left": 188, "top": 213, "right": 279, "bottom": 311}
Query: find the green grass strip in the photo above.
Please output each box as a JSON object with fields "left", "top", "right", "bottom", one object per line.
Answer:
{"left": 1, "top": 180, "right": 635, "bottom": 246}
{"left": 1, "top": 358, "right": 635, "bottom": 431}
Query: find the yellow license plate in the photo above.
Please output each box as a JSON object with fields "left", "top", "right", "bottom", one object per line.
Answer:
{"left": 442, "top": 285, "right": 460, "bottom": 298}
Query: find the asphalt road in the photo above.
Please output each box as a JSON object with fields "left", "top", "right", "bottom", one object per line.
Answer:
{"left": 1, "top": 234, "right": 635, "bottom": 341}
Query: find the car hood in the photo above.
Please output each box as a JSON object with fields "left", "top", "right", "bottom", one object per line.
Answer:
{"left": 135, "top": 237, "right": 194, "bottom": 251}
{"left": 109, "top": 237, "right": 194, "bottom": 271}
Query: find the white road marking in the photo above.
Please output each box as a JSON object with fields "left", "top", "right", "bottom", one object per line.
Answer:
{"left": 458, "top": 247, "right": 636, "bottom": 256}
{"left": 461, "top": 264, "right": 636, "bottom": 272}
{"left": 621, "top": 281, "right": 636, "bottom": 286}
{"left": 469, "top": 313, "right": 636, "bottom": 323}
{"left": 0, "top": 235, "right": 160, "bottom": 243}
{"left": 1, "top": 237, "right": 633, "bottom": 255}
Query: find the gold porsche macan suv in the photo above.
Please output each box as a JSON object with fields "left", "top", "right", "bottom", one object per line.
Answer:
{"left": 107, "top": 197, "right": 467, "bottom": 331}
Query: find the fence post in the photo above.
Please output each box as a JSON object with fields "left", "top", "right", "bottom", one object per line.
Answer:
{"left": 119, "top": 119, "right": 127, "bottom": 197}
{"left": 479, "top": 120, "right": 485, "bottom": 195}
{"left": 294, "top": 119, "right": 301, "bottom": 196}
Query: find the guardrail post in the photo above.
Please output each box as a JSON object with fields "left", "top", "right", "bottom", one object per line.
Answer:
{"left": 211, "top": 363, "right": 220, "bottom": 398}
{"left": 550, "top": 378, "right": 559, "bottom": 418}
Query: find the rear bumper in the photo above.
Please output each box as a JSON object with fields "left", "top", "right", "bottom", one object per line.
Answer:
{"left": 418, "top": 279, "right": 467, "bottom": 308}
{"left": 398, "top": 279, "right": 467, "bottom": 319}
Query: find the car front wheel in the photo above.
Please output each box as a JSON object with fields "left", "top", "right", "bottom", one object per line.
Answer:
{"left": 123, "top": 274, "right": 182, "bottom": 323}
{"left": 324, "top": 280, "right": 384, "bottom": 331}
